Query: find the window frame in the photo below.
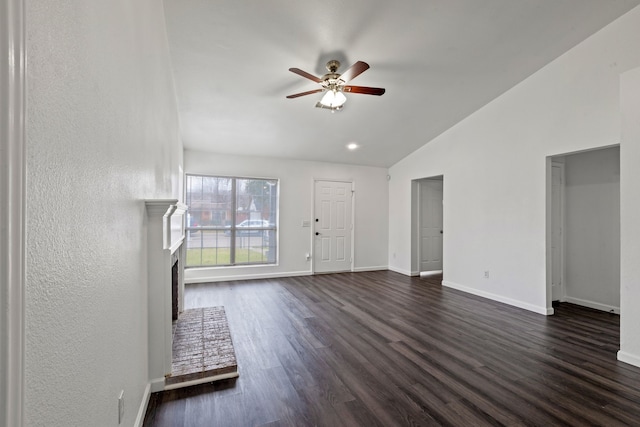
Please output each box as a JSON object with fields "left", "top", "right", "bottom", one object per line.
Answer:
{"left": 184, "top": 174, "right": 279, "bottom": 268}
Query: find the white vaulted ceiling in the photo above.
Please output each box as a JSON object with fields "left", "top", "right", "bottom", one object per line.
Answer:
{"left": 163, "top": 0, "right": 640, "bottom": 167}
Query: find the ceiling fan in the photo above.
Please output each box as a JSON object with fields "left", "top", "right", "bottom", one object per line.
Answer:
{"left": 286, "top": 60, "right": 385, "bottom": 111}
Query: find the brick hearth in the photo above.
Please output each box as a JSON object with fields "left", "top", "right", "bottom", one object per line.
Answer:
{"left": 166, "top": 306, "right": 238, "bottom": 386}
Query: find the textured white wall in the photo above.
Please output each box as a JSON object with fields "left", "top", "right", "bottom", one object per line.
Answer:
{"left": 388, "top": 6, "right": 640, "bottom": 315}
{"left": 564, "top": 147, "right": 620, "bottom": 312}
{"left": 620, "top": 66, "right": 640, "bottom": 366}
{"left": 184, "top": 151, "right": 389, "bottom": 282}
{"left": 25, "top": 0, "right": 182, "bottom": 426}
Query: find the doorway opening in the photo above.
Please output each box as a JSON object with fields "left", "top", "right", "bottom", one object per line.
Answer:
{"left": 411, "top": 176, "right": 444, "bottom": 277}
{"left": 546, "top": 146, "right": 620, "bottom": 315}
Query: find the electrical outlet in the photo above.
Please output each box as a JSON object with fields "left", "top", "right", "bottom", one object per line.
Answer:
{"left": 484, "top": 270, "right": 490, "bottom": 279}
{"left": 118, "top": 390, "right": 124, "bottom": 424}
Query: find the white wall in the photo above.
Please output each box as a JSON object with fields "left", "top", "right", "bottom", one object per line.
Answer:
{"left": 25, "top": 0, "right": 183, "bottom": 426}
{"left": 388, "top": 6, "right": 640, "bottom": 316}
{"left": 564, "top": 147, "right": 620, "bottom": 312}
{"left": 620, "top": 66, "right": 640, "bottom": 367}
{"left": 184, "top": 151, "right": 389, "bottom": 282}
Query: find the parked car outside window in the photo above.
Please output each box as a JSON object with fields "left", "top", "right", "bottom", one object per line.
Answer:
{"left": 225, "top": 219, "right": 271, "bottom": 236}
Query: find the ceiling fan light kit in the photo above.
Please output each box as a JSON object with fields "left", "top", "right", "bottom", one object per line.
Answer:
{"left": 319, "top": 89, "right": 347, "bottom": 108}
{"left": 286, "top": 60, "right": 385, "bottom": 112}
{"left": 314, "top": 101, "right": 344, "bottom": 112}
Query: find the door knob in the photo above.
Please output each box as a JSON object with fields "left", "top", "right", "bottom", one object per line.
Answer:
{"left": 315, "top": 232, "right": 320, "bottom": 236}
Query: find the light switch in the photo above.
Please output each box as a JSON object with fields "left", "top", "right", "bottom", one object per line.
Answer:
{"left": 301, "top": 220, "right": 311, "bottom": 227}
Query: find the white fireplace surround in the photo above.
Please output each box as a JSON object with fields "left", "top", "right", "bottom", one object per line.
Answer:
{"left": 145, "top": 199, "right": 187, "bottom": 391}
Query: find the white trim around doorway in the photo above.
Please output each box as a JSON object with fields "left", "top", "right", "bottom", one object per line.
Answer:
{"left": 1, "top": 0, "right": 26, "bottom": 425}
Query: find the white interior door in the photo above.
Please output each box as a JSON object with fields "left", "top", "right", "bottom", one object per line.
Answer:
{"left": 551, "top": 163, "right": 564, "bottom": 301}
{"left": 419, "top": 179, "right": 443, "bottom": 272}
{"left": 314, "top": 180, "right": 353, "bottom": 273}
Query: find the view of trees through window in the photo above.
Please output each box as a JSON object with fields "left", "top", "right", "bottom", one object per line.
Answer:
{"left": 185, "top": 175, "right": 278, "bottom": 267}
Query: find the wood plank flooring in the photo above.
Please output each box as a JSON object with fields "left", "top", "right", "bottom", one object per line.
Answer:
{"left": 143, "top": 271, "right": 640, "bottom": 426}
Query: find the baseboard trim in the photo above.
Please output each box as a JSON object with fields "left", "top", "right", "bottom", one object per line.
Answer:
{"left": 617, "top": 350, "right": 640, "bottom": 368}
{"left": 388, "top": 266, "right": 415, "bottom": 276}
{"left": 442, "top": 280, "right": 550, "bottom": 315}
{"left": 564, "top": 296, "right": 620, "bottom": 314}
{"left": 353, "top": 265, "right": 388, "bottom": 273}
{"left": 185, "top": 270, "right": 312, "bottom": 284}
{"left": 134, "top": 383, "right": 151, "bottom": 427}
{"left": 149, "top": 377, "right": 165, "bottom": 393}
{"left": 185, "top": 267, "right": 392, "bottom": 283}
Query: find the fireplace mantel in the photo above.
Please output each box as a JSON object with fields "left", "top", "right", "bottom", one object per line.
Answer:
{"left": 145, "top": 199, "right": 187, "bottom": 391}
{"left": 145, "top": 199, "right": 187, "bottom": 253}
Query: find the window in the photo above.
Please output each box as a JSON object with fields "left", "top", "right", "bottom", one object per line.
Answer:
{"left": 185, "top": 175, "right": 278, "bottom": 267}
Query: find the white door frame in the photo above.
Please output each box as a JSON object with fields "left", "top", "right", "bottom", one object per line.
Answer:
{"left": 411, "top": 176, "right": 444, "bottom": 276}
{"left": 311, "top": 179, "right": 355, "bottom": 273}
{"left": 417, "top": 178, "right": 444, "bottom": 273}
{"left": 550, "top": 161, "right": 565, "bottom": 304}
{"left": 546, "top": 157, "right": 565, "bottom": 314}
{"left": 1, "top": 0, "right": 26, "bottom": 425}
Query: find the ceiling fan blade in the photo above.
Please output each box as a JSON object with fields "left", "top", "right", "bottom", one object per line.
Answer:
{"left": 286, "top": 88, "right": 324, "bottom": 99}
{"left": 288, "top": 68, "right": 322, "bottom": 83}
{"left": 338, "top": 61, "right": 370, "bottom": 83}
{"left": 343, "top": 85, "right": 386, "bottom": 96}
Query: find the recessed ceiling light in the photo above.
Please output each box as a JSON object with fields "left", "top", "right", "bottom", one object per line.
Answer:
{"left": 347, "top": 143, "right": 358, "bottom": 150}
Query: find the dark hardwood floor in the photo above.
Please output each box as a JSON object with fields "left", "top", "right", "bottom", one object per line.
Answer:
{"left": 143, "top": 271, "right": 640, "bottom": 426}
